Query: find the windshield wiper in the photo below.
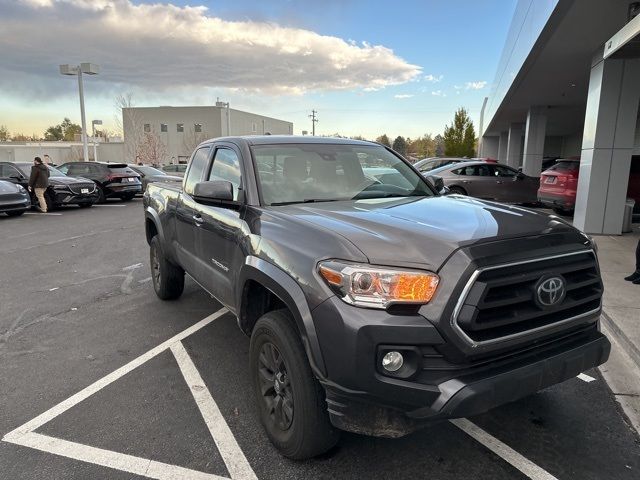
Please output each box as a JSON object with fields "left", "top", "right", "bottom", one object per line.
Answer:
{"left": 270, "top": 198, "right": 340, "bottom": 206}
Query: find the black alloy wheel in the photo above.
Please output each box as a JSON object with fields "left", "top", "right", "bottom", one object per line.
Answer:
{"left": 258, "top": 342, "right": 294, "bottom": 431}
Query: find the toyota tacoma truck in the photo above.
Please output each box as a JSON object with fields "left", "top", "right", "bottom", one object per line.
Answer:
{"left": 143, "top": 136, "right": 610, "bottom": 459}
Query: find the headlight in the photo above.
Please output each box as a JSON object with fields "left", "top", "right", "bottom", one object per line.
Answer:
{"left": 52, "top": 184, "right": 68, "bottom": 190}
{"left": 17, "top": 185, "right": 27, "bottom": 193}
{"left": 318, "top": 260, "right": 439, "bottom": 309}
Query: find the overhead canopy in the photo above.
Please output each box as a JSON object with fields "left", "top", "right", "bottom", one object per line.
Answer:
{"left": 484, "top": 0, "right": 635, "bottom": 137}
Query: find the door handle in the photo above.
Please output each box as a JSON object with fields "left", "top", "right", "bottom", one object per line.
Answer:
{"left": 193, "top": 214, "right": 204, "bottom": 226}
{"left": 496, "top": 181, "right": 503, "bottom": 184}
{"left": 462, "top": 180, "right": 470, "bottom": 184}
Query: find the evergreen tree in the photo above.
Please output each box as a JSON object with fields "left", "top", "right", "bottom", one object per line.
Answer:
{"left": 392, "top": 136, "right": 407, "bottom": 156}
{"left": 375, "top": 134, "right": 391, "bottom": 147}
{"left": 443, "top": 108, "right": 475, "bottom": 157}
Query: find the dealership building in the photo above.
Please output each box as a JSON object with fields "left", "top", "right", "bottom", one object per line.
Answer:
{"left": 480, "top": 0, "right": 640, "bottom": 234}
{"left": 123, "top": 104, "right": 293, "bottom": 165}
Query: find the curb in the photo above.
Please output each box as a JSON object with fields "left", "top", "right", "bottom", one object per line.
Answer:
{"left": 601, "top": 309, "right": 640, "bottom": 371}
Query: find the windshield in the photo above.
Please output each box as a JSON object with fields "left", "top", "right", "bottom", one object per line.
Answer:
{"left": 252, "top": 144, "right": 434, "bottom": 206}
{"left": 135, "top": 166, "right": 164, "bottom": 176}
{"left": 548, "top": 161, "right": 579, "bottom": 172}
{"left": 48, "top": 166, "right": 66, "bottom": 177}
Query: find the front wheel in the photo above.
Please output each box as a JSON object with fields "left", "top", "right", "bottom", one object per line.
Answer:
{"left": 149, "top": 235, "right": 185, "bottom": 300}
{"left": 448, "top": 186, "right": 467, "bottom": 195}
{"left": 250, "top": 310, "right": 339, "bottom": 459}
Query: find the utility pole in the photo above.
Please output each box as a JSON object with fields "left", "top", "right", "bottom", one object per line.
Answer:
{"left": 309, "top": 109, "right": 318, "bottom": 136}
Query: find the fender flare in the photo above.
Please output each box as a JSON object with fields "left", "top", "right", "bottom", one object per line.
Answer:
{"left": 144, "top": 208, "right": 166, "bottom": 246}
{"left": 238, "top": 256, "right": 328, "bottom": 378}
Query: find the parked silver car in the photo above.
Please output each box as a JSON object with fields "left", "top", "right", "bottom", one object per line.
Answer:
{"left": 129, "top": 165, "right": 182, "bottom": 193}
{"left": 428, "top": 161, "right": 540, "bottom": 204}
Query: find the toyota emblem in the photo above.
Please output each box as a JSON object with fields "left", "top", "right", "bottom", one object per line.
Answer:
{"left": 535, "top": 276, "right": 566, "bottom": 308}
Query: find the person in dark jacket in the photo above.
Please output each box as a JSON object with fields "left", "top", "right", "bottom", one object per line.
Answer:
{"left": 625, "top": 238, "right": 640, "bottom": 285}
{"left": 28, "top": 156, "right": 50, "bottom": 213}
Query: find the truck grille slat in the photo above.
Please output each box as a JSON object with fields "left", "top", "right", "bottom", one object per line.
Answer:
{"left": 453, "top": 251, "right": 602, "bottom": 344}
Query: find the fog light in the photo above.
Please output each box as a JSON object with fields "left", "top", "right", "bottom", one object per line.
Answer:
{"left": 382, "top": 351, "right": 404, "bottom": 372}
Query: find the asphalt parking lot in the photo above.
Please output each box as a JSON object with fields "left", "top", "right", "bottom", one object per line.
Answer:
{"left": 1, "top": 199, "right": 640, "bottom": 480}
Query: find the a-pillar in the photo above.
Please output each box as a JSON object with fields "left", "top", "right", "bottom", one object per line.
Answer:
{"left": 498, "top": 131, "right": 508, "bottom": 163}
{"left": 522, "top": 107, "right": 547, "bottom": 177}
{"left": 506, "top": 123, "right": 523, "bottom": 169}
{"left": 573, "top": 54, "right": 640, "bottom": 234}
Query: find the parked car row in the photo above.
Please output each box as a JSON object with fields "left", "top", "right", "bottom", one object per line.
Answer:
{"left": 0, "top": 161, "right": 182, "bottom": 217}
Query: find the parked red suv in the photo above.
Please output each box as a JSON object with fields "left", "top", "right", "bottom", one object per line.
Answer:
{"left": 538, "top": 156, "right": 640, "bottom": 215}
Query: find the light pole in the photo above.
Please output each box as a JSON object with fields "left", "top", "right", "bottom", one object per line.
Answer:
{"left": 60, "top": 63, "right": 100, "bottom": 162}
{"left": 92, "top": 119, "right": 102, "bottom": 162}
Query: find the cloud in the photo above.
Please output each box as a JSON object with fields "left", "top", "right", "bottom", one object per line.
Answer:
{"left": 394, "top": 94, "right": 413, "bottom": 99}
{"left": 431, "top": 90, "right": 446, "bottom": 97}
{"left": 0, "top": 0, "right": 422, "bottom": 98}
{"left": 423, "top": 74, "right": 443, "bottom": 83}
{"left": 465, "top": 81, "right": 487, "bottom": 90}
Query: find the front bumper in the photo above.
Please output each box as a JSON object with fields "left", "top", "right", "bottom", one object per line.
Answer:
{"left": 51, "top": 190, "right": 99, "bottom": 205}
{"left": 312, "top": 296, "right": 610, "bottom": 437}
{"left": 0, "top": 198, "right": 31, "bottom": 213}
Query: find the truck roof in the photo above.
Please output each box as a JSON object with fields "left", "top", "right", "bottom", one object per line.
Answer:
{"left": 201, "top": 135, "right": 378, "bottom": 147}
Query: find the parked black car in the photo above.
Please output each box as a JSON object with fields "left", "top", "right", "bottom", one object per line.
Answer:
{"left": 0, "top": 162, "right": 99, "bottom": 210}
{"left": 57, "top": 162, "right": 142, "bottom": 202}
{"left": 128, "top": 165, "right": 182, "bottom": 193}
{"left": 0, "top": 179, "right": 31, "bottom": 216}
{"left": 161, "top": 163, "right": 187, "bottom": 177}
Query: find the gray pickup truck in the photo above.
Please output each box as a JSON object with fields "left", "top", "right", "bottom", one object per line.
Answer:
{"left": 143, "top": 136, "right": 610, "bottom": 459}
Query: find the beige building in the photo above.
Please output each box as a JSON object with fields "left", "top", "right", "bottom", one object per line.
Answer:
{"left": 0, "top": 141, "right": 124, "bottom": 165}
{"left": 123, "top": 105, "right": 293, "bottom": 165}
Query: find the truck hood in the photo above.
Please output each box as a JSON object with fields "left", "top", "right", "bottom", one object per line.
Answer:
{"left": 270, "top": 195, "right": 578, "bottom": 270}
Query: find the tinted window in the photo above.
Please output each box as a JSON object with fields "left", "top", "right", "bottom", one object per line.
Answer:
{"left": 107, "top": 165, "right": 137, "bottom": 174}
{"left": 548, "top": 161, "right": 579, "bottom": 172}
{"left": 67, "top": 164, "right": 92, "bottom": 175}
{"left": 208, "top": 148, "right": 242, "bottom": 200}
{"left": 135, "top": 166, "right": 164, "bottom": 176}
{"left": 1, "top": 163, "right": 25, "bottom": 177}
{"left": 253, "top": 144, "right": 433, "bottom": 206}
{"left": 184, "top": 147, "right": 210, "bottom": 195}
{"left": 492, "top": 165, "right": 517, "bottom": 177}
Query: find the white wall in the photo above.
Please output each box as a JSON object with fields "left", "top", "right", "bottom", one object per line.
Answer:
{"left": 0, "top": 142, "right": 124, "bottom": 165}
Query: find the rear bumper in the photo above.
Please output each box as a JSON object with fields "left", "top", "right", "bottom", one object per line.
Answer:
{"left": 105, "top": 183, "right": 142, "bottom": 196}
{"left": 538, "top": 192, "right": 575, "bottom": 209}
{"left": 324, "top": 328, "right": 610, "bottom": 436}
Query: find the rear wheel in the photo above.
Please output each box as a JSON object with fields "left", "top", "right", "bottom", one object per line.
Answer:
{"left": 150, "top": 235, "right": 184, "bottom": 300}
{"left": 250, "top": 309, "right": 339, "bottom": 459}
{"left": 449, "top": 186, "right": 467, "bottom": 195}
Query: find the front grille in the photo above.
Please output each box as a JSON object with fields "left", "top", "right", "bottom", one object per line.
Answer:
{"left": 69, "top": 183, "right": 96, "bottom": 195}
{"left": 454, "top": 251, "right": 602, "bottom": 344}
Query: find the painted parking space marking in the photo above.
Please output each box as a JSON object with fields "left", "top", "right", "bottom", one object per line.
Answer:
{"left": 24, "top": 212, "right": 63, "bottom": 215}
{"left": 451, "top": 418, "right": 558, "bottom": 480}
{"left": 172, "top": 342, "right": 257, "bottom": 480}
{"left": 577, "top": 373, "right": 596, "bottom": 383}
{"left": 93, "top": 204, "right": 127, "bottom": 207}
{"left": 1, "top": 307, "right": 258, "bottom": 480}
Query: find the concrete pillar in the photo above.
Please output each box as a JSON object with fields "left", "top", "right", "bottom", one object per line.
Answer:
{"left": 498, "top": 131, "right": 508, "bottom": 163}
{"left": 522, "top": 107, "right": 547, "bottom": 177}
{"left": 573, "top": 55, "right": 640, "bottom": 235}
{"left": 506, "top": 123, "right": 523, "bottom": 169}
{"left": 481, "top": 136, "right": 499, "bottom": 159}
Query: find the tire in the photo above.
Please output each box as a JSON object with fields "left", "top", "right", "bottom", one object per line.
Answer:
{"left": 45, "top": 192, "right": 56, "bottom": 211}
{"left": 449, "top": 186, "right": 467, "bottom": 195}
{"left": 149, "top": 235, "right": 185, "bottom": 300}
{"left": 250, "top": 310, "right": 339, "bottom": 459}
{"left": 6, "top": 210, "right": 25, "bottom": 217}
{"left": 553, "top": 207, "right": 573, "bottom": 216}
{"left": 96, "top": 185, "right": 107, "bottom": 203}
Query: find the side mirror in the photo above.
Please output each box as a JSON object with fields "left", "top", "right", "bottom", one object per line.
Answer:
{"left": 516, "top": 172, "right": 525, "bottom": 180}
{"left": 193, "top": 180, "right": 234, "bottom": 204}
{"left": 427, "top": 175, "right": 446, "bottom": 194}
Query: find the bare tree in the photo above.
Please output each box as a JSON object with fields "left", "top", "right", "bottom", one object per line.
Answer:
{"left": 117, "top": 93, "right": 145, "bottom": 162}
{"left": 138, "top": 129, "right": 168, "bottom": 166}
{"left": 182, "top": 126, "right": 208, "bottom": 155}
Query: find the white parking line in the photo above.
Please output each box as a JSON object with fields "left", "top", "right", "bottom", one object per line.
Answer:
{"left": 451, "top": 418, "right": 558, "bottom": 480}
{"left": 172, "top": 342, "right": 257, "bottom": 480}
{"left": 24, "top": 212, "right": 63, "bottom": 216}
{"left": 93, "top": 204, "right": 126, "bottom": 207}
{"left": 2, "top": 308, "right": 242, "bottom": 480}
{"left": 577, "top": 373, "right": 596, "bottom": 383}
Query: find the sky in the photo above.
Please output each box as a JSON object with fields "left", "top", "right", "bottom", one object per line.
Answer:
{"left": 0, "top": 0, "right": 517, "bottom": 140}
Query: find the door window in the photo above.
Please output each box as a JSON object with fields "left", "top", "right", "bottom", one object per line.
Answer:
{"left": 492, "top": 165, "right": 517, "bottom": 177}
{"left": 0, "top": 164, "right": 22, "bottom": 178}
{"left": 68, "top": 164, "right": 91, "bottom": 176}
{"left": 184, "top": 147, "right": 211, "bottom": 195}
{"left": 208, "top": 148, "right": 242, "bottom": 200}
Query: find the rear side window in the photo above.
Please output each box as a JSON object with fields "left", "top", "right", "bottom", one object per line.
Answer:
{"left": 184, "top": 147, "right": 210, "bottom": 195}
{"left": 107, "top": 166, "right": 137, "bottom": 174}
{"left": 67, "top": 164, "right": 92, "bottom": 176}
{"left": 208, "top": 148, "right": 242, "bottom": 200}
